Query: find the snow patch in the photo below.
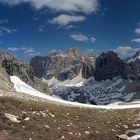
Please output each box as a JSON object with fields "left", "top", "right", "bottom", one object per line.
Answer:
{"left": 43, "top": 72, "right": 86, "bottom": 87}
{"left": 10, "top": 75, "right": 140, "bottom": 110}
{"left": 52, "top": 76, "right": 136, "bottom": 105}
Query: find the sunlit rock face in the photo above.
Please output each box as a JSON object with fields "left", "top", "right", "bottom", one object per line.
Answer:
{"left": 30, "top": 48, "right": 96, "bottom": 81}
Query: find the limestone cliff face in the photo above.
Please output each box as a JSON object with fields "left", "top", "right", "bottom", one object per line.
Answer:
{"left": 94, "top": 51, "right": 131, "bottom": 81}
{"left": 0, "top": 49, "right": 48, "bottom": 93}
{"left": 30, "top": 48, "right": 96, "bottom": 81}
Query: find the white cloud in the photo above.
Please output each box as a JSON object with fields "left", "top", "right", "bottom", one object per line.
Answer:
{"left": 70, "top": 33, "right": 96, "bottom": 43}
{"left": 134, "top": 28, "right": 140, "bottom": 34}
{"left": 48, "top": 14, "right": 86, "bottom": 26}
{"left": 7, "top": 47, "right": 32, "bottom": 52}
{"left": 29, "top": 52, "right": 41, "bottom": 56}
{"left": 64, "top": 25, "right": 75, "bottom": 29}
{"left": 24, "top": 49, "right": 35, "bottom": 53}
{"left": 90, "top": 37, "right": 97, "bottom": 42}
{"left": 0, "top": 0, "right": 99, "bottom": 14}
{"left": 0, "top": 19, "right": 8, "bottom": 24}
{"left": 38, "top": 25, "right": 44, "bottom": 32}
{"left": 113, "top": 46, "right": 139, "bottom": 58}
{"left": 7, "top": 47, "right": 40, "bottom": 56}
{"left": 0, "top": 26, "right": 18, "bottom": 36}
{"left": 7, "top": 47, "right": 20, "bottom": 52}
{"left": 70, "top": 33, "right": 88, "bottom": 42}
{"left": 131, "top": 38, "right": 140, "bottom": 43}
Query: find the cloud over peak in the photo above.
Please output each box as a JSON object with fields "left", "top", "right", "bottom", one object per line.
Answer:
{"left": 7, "top": 47, "right": 40, "bottom": 56}
{"left": 113, "top": 46, "right": 139, "bottom": 58}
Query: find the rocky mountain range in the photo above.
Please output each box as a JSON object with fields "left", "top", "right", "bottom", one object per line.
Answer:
{"left": 29, "top": 48, "right": 140, "bottom": 105}
{"left": 30, "top": 48, "right": 96, "bottom": 81}
{"left": 0, "top": 48, "right": 140, "bottom": 105}
{"left": 30, "top": 48, "right": 140, "bottom": 82}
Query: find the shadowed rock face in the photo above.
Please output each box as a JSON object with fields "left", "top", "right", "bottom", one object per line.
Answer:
{"left": 0, "top": 49, "right": 48, "bottom": 93}
{"left": 95, "top": 51, "right": 131, "bottom": 81}
{"left": 30, "top": 48, "right": 96, "bottom": 81}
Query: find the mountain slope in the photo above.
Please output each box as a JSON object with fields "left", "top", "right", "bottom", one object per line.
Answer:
{"left": 0, "top": 49, "right": 140, "bottom": 140}
{"left": 0, "top": 49, "right": 48, "bottom": 93}
{"left": 1, "top": 96, "right": 140, "bottom": 140}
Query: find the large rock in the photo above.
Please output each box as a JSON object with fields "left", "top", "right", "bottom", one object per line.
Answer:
{"left": 82, "top": 52, "right": 96, "bottom": 79}
{"left": 0, "top": 49, "right": 48, "bottom": 93}
{"left": 126, "top": 49, "right": 140, "bottom": 79}
{"left": 30, "top": 48, "right": 96, "bottom": 81}
{"left": 95, "top": 51, "right": 131, "bottom": 81}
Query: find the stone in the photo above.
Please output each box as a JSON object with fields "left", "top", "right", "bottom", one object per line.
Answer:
{"left": 5, "top": 113, "right": 20, "bottom": 123}
{"left": 118, "top": 134, "right": 128, "bottom": 140}
{"left": 24, "top": 117, "right": 30, "bottom": 121}
{"left": 84, "top": 131, "right": 90, "bottom": 135}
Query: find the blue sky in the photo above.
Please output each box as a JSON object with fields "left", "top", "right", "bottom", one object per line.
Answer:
{"left": 0, "top": 0, "right": 140, "bottom": 61}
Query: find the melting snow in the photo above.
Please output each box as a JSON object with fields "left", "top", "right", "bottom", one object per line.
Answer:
{"left": 43, "top": 72, "right": 86, "bottom": 87}
{"left": 52, "top": 76, "right": 136, "bottom": 105}
{"left": 10, "top": 75, "right": 140, "bottom": 110}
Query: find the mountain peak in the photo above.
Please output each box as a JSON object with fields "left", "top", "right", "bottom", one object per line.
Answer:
{"left": 135, "top": 49, "right": 140, "bottom": 59}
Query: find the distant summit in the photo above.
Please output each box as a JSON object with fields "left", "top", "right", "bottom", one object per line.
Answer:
{"left": 95, "top": 51, "right": 131, "bottom": 80}
{"left": 30, "top": 48, "right": 96, "bottom": 81}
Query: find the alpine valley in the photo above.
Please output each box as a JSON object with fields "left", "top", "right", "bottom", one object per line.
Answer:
{"left": 0, "top": 48, "right": 140, "bottom": 140}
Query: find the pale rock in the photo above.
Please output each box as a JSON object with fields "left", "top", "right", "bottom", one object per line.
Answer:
{"left": 5, "top": 113, "right": 20, "bottom": 123}
{"left": 85, "top": 131, "right": 90, "bottom": 135}
{"left": 24, "top": 117, "right": 30, "bottom": 121}
{"left": 118, "top": 134, "right": 128, "bottom": 140}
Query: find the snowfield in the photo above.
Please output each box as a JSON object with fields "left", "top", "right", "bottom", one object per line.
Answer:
{"left": 43, "top": 72, "right": 86, "bottom": 87}
{"left": 51, "top": 76, "right": 136, "bottom": 105}
{"left": 10, "top": 75, "right": 140, "bottom": 110}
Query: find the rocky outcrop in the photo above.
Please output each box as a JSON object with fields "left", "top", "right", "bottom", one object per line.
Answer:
{"left": 82, "top": 53, "right": 96, "bottom": 79}
{"left": 0, "top": 49, "right": 48, "bottom": 93}
{"left": 95, "top": 51, "right": 131, "bottom": 81}
{"left": 30, "top": 48, "right": 96, "bottom": 81}
{"left": 0, "top": 62, "right": 14, "bottom": 91}
{"left": 126, "top": 50, "right": 140, "bottom": 79}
